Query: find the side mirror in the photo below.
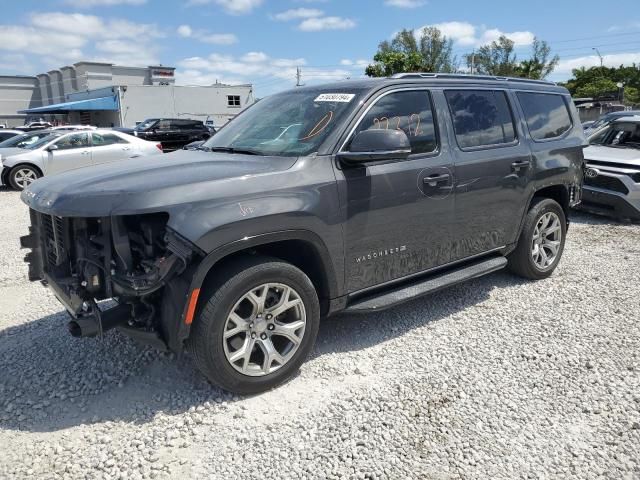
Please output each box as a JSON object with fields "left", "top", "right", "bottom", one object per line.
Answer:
{"left": 46, "top": 144, "right": 59, "bottom": 152}
{"left": 338, "top": 129, "right": 411, "bottom": 164}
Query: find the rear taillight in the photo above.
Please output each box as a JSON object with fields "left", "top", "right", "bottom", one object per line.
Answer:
{"left": 156, "top": 143, "right": 163, "bottom": 152}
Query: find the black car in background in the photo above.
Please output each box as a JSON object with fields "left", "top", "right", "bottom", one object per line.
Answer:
{"left": 115, "top": 118, "right": 211, "bottom": 151}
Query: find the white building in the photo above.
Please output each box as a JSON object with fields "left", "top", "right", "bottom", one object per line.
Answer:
{"left": 0, "top": 62, "right": 254, "bottom": 128}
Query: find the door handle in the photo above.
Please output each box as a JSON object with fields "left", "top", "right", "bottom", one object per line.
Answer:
{"left": 511, "top": 160, "right": 530, "bottom": 171}
{"left": 423, "top": 173, "right": 451, "bottom": 187}
{"left": 81, "top": 151, "right": 90, "bottom": 155}
{"left": 122, "top": 147, "right": 131, "bottom": 151}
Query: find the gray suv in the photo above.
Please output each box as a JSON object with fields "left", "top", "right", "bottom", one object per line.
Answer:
{"left": 20, "top": 74, "right": 586, "bottom": 394}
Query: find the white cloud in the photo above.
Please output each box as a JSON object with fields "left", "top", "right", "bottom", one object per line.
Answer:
{"left": 478, "top": 28, "right": 534, "bottom": 46}
{"left": 340, "top": 58, "right": 369, "bottom": 67}
{"left": 272, "top": 8, "right": 323, "bottom": 21}
{"left": 177, "top": 24, "right": 237, "bottom": 45}
{"left": 177, "top": 24, "right": 193, "bottom": 37}
{"left": 199, "top": 33, "right": 238, "bottom": 45}
{"left": 176, "top": 51, "right": 353, "bottom": 90}
{"left": 607, "top": 21, "right": 640, "bottom": 32}
{"left": 0, "top": 54, "right": 35, "bottom": 74}
{"left": 553, "top": 52, "right": 640, "bottom": 77}
{"left": 64, "top": 0, "right": 147, "bottom": 7}
{"left": 0, "top": 12, "right": 163, "bottom": 71}
{"left": 30, "top": 12, "right": 163, "bottom": 40}
{"left": 298, "top": 16, "right": 356, "bottom": 32}
{"left": 187, "top": 0, "right": 263, "bottom": 15}
{"left": 417, "top": 21, "right": 534, "bottom": 48}
{"left": 384, "top": 0, "right": 426, "bottom": 8}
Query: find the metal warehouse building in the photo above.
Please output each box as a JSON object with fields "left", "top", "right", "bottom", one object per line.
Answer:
{"left": 0, "top": 62, "right": 254, "bottom": 128}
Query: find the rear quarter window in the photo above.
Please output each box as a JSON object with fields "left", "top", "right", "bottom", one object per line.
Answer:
{"left": 517, "top": 92, "right": 573, "bottom": 140}
{"left": 444, "top": 90, "right": 516, "bottom": 149}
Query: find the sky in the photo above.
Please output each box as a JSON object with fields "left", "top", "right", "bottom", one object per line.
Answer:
{"left": 1, "top": 0, "right": 640, "bottom": 97}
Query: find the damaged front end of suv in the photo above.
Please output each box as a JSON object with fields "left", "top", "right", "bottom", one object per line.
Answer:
{"left": 21, "top": 209, "right": 200, "bottom": 350}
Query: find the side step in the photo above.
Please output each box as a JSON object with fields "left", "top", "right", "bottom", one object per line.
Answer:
{"left": 345, "top": 256, "right": 508, "bottom": 313}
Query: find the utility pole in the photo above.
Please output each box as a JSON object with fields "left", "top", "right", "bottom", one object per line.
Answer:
{"left": 296, "top": 66, "right": 303, "bottom": 87}
{"left": 470, "top": 51, "right": 475, "bottom": 74}
{"left": 592, "top": 47, "right": 604, "bottom": 67}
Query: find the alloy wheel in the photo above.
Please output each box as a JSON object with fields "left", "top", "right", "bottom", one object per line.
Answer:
{"left": 531, "top": 211, "right": 562, "bottom": 270}
{"left": 14, "top": 168, "right": 37, "bottom": 189}
{"left": 222, "top": 283, "right": 306, "bottom": 377}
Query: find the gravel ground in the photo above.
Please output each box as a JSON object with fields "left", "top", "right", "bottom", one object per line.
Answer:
{"left": 0, "top": 186, "right": 639, "bottom": 480}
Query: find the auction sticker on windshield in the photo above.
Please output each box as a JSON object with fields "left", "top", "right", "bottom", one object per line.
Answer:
{"left": 314, "top": 93, "right": 355, "bottom": 103}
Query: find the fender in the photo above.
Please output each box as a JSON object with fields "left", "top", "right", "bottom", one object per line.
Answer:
{"left": 170, "top": 229, "right": 339, "bottom": 351}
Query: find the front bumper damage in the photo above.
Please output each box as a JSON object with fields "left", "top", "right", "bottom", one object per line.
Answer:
{"left": 20, "top": 209, "right": 199, "bottom": 350}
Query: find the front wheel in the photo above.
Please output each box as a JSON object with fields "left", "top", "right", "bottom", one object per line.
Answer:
{"left": 507, "top": 198, "right": 567, "bottom": 280}
{"left": 189, "top": 256, "right": 320, "bottom": 394}
{"left": 9, "top": 164, "right": 40, "bottom": 191}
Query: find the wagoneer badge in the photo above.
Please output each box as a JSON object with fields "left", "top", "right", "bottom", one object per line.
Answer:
{"left": 356, "top": 245, "right": 407, "bottom": 263}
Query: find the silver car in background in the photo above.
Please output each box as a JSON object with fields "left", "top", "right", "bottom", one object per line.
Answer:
{"left": 581, "top": 116, "right": 640, "bottom": 221}
{"left": 1, "top": 129, "right": 164, "bottom": 190}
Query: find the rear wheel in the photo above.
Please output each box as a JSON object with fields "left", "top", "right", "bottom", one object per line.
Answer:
{"left": 9, "top": 164, "right": 40, "bottom": 191}
{"left": 507, "top": 198, "right": 567, "bottom": 280}
{"left": 189, "top": 256, "right": 320, "bottom": 394}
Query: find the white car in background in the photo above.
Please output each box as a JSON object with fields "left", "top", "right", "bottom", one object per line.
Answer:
{"left": 50, "top": 125, "right": 97, "bottom": 131}
{"left": 581, "top": 115, "right": 640, "bottom": 221}
{"left": 0, "top": 129, "right": 163, "bottom": 190}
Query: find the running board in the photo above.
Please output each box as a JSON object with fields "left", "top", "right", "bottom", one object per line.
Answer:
{"left": 345, "top": 256, "right": 507, "bottom": 313}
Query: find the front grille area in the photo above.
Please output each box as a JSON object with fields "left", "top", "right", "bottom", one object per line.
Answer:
{"left": 584, "top": 175, "right": 630, "bottom": 195}
{"left": 30, "top": 209, "right": 72, "bottom": 272}
{"left": 586, "top": 160, "right": 640, "bottom": 184}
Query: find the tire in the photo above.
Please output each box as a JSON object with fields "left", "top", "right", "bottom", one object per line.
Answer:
{"left": 9, "top": 164, "right": 40, "bottom": 191}
{"left": 189, "top": 255, "right": 320, "bottom": 395}
{"left": 507, "top": 198, "right": 567, "bottom": 280}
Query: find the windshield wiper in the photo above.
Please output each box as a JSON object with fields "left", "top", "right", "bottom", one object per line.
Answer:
{"left": 208, "top": 146, "right": 262, "bottom": 156}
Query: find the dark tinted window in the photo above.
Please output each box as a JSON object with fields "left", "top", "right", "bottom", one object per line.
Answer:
{"left": 445, "top": 90, "right": 516, "bottom": 148}
{"left": 517, "top": 92, "right": 573, "bottom": 140}
{"left": 352, "top": 90, "right": 437, "bottom": 155}
{"left": 0, "top": 132, "right": 16, "bottom": 141}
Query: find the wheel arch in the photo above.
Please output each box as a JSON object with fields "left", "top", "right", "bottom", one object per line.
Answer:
{"left": 509, "top": 183, "right": 571, "bottom": 254}
{"left": 168, "top": 230, "right": 338, "bottom": 352}
{"left": 7, "top": 162, "right": 43, "bottom": 189}
{"left": 532, "top": 184, "right": 570, "bottom": 217}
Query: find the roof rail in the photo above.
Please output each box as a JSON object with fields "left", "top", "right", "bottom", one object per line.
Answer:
{"left": 389, "top": 72, "right": 556, "bottom": 86}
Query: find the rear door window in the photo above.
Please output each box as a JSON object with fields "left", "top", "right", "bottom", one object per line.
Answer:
{"left": 92, "top": 132, "right": 129, "bottom": 146}
{"left": 444, "top": 90, "right": 516, "bottom": 149}
{"left": 351, "top": 90, "right": 438, "bottom": 155}
{"left": 517, "top": 92, "right": 573, "bottom": 140}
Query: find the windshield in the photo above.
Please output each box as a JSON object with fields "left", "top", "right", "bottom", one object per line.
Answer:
{"left": 203, "top": 88, "right": 367, "bottom": 156}
{"left": 135, "top": 119, "right": 158, "bottom": 131}
{"left": 0, "top": 131, "right": 54, "bottom": 149}
{"left": 590, "top": 122, "right": 640, "bottom": 149}
{"left": 24, "top": 133, "right": 63, "bottom": 150}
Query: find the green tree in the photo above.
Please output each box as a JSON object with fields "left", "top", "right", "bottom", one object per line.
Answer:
{"left": 564, "top": 64, "right": 640, "bottom": 103}
{"left": 574, "top": 78, "right": 619, "bottom": 98}
{"left": 465, "top": 36, "right": 518, "bottom": 76}
{"left": 465, "top": 36, "right": 559, "bottom": 79}
{"left": 516, "top": 38, "right": 559, "bottom": 79}
{"left": 623, "top": 86, "right": 640, "bottom": 105}
{"left": 365, "top": 27, "right": 458, "bottom": 77}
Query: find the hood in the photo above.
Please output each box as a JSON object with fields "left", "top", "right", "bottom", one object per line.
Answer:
{"left": 0, "top": 147, "right": 29, "bottom": 161}
{"left": 21, "top": 150, "right": 298, "bottom": 217}
{"left": 584, "top": 145, "right": 640, "bottom": 166}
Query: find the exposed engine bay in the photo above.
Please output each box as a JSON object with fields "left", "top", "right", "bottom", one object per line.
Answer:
{"left": 21, "top": 210, "right": 199, "bottom": 349}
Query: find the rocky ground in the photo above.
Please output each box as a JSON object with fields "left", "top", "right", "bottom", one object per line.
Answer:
{"left": 0, "top": 187, "right": 639, "bottom": 480}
